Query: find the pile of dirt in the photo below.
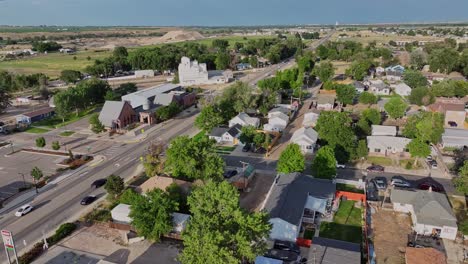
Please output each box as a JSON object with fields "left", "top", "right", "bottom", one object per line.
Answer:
{"left": 160, "top": 30, "right": 204, "bottom": 42}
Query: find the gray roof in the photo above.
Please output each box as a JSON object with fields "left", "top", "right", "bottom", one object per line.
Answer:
{"left": 316, "top": 95, "right": 335, "bottom": 105}
{"left": 391, "top": 189, "right": 457, "bottom": 228}
{"left": 367, "top": 136, "right": 411, "bottom": 151}
{"left": 209, "top": 127, "right": 229, "bottom": 137}
{"left": 226, "top": 124, "right": 242, "bottom": 137}
{"left": 309, "top": 237, "right": 361, "bottom": 264}
{"left": 353, "top": 81, "right": 365, "bottom": 89}
{"left": 121, "top": 83, "right": 181, "bottom": 109}
{"left": 99, "top": 101, "right": 126, "bottom": 127}
{"left": 153, "top": 93, "right": 176, "bottom": 106}
{"left": 442, "top": 128, "right": 468, "bottom": 148}
{"left": 263, "top": 173, "right": 336, "bottom": 227}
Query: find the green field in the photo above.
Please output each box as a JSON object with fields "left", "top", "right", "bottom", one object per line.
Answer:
{"left": 366, "top": 156, "right": 393, "bottom": 166}
{"left": 319, "top": 201, "right": 363, "bottom": 244}
{"left": 59, "top": 131, "right": 75, "bottom": 137}
{"left": 33, "top": 107, "right": 97, "bottom": 129}
{"left": 0, "top": 35, "right": 278, "bottom": 78}
{"left": 24, "top": 127, "right": 51, "bottom": 134}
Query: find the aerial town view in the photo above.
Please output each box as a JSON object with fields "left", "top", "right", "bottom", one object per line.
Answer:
{"left": 0, "top": 1, "right": 468, "bottom": 264}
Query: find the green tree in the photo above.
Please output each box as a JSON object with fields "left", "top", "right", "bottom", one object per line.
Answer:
{"left": 410, "top": 49, "right": 428, "bottom": 70}
{"left": 409, "top": 86, "right": 434, "bottom": 106}
{"left": 130, "top": 189, "right": 177, "bottom": 241}
{"left": 35, "top": 137, "right": 46, "bottom": 148}
{"left": 403, "top": 70, "right": 428, "bottom": 88}
{"left": 239, "top": 125, "right": 257, "bottom": 144}
{"left": 30, "top": 166, "right": 43, "bottom": 193}
{"left": 453, "top": 161, "right": 468, "bottom": 194}
{"left": 356, "top": 139, "right": 368, "bottom": 159}
{"left": 312, "top": 61, "right": 335, "bottom": 82}
{"left": 253, "top": 133, "right": 266, "bottom": 148}
{"left": 429, "top": 48, "right": 460, "bottom": 74}
{"left": 407, "top": 138, "right": 431, "bottom": 165}
{"left": 180, "top": 181, "right": 271, "bottom": 264}
{"left": 0, "top": 86, "right": 12, "bottom": 114}
{"left": 165, "top": 136, "right": 224, "bottom": 181}
{"left": 104, "top": 175, "right": 125, "bottom": 198}
{"left": 277, "top": 144, "right": 305, "bottom": 173}
{"left": 362, "top": 108, "right": 381, "bottom": 125}
{"left": 142, "top": 142, "right": 165, "bottom": 177}
{"left": 60, "top": 70, "right": 81, "bottom": 84}
{"left": 212, "top": 39, "right": 229, "bottom": 51}
{"left": 113, "top": 46, "right": 128, "bottom": 58}
{"left": 358, "top": 92, "right": 378, "bottom": 104}
{"left": 215, "top": 52, "right": 231, "bottom": 70}
{"left": 89, "top": 113, "right": 105, "bottom": 133}
{"left": 221, "top": 82, "right": 257, "bottom": 113}
{"left": 384, "top": 97, "right": 408, "bottom": 119}
{"left": 336, "top": 84, "right": 356, "bottom": 105}
{"left": 459, "top": 49, "right": 468, "bottom": 77}
{"left": 194, "top": 105, "right": 224, "bottom": 132}
{"left": 52, "top": 141, "right": 60, "bottom": 150}
{"left": 312, "top": 146, "right": 337, "bottom": 179}
{"left": 355, "top": 118, "right": 371, "bottom": 138}
{"left": 402, "top": 112, "right": 444, "bottom": 144}
{"left": 345, "top": 60, "right": 372, "bottom": 81}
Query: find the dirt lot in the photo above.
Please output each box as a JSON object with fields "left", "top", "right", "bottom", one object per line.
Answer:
{"left": 372, "top": 209, "right": 412, "bottom": 264}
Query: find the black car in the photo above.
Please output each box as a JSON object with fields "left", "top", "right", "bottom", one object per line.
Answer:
{"left": 448, "top": 121, "right": 458, "bottom": 127}
{"left": 264, "top": 249, "right": 300, "bottom": 263}
{"left": 223, "top": 170, "right": 238, "bottom": 179}
{"left": 366, "top": 165, "right": 385, "bottom": 173}
{"left": 273, "top": 240, "right": 301, "bottom": 254}
{"left": 80, "top": 195, "right": 96, "bottom": 205}
{"left": 91, "top": 179, "right": 107, "bottom": 188}
{"left": 242, "top": 144, "right": 251, "bottom": 152}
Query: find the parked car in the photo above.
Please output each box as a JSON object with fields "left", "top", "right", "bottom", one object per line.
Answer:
{"left": 372, "top": 177, "right": 388, "bottom": 190}
{"left": 429, "top": 160, "right": 438, "bottom": 169}
{"left": 391, "top": 176, "right": 411, "bottom": 188}
{"left": 418, "top": 181, "right": 442, "bottom": 192}
{"left": 80, "top": 195, "right": 97, "bottom": 205}
{"left": 91, "top": 179, "right": 107, "bottom": 188}
{"left": 426, "top": 155, "right": 433, "bottom": 162}
{"left": 336, "top": 163, "right": 346, "bottom": 169}
{"left": 15, "top": 204, "right": 33, "bottom": 217}
{"left": 264, "top": 249, "right": 301, "bottom": 263}
{"left": 223, "top": 170, "right": 238, "bottom": 179}
{"left": 273, "top": 240, "right": 301, "bottom": 254}
{"left": 366, "top": 165, "right": 384, "bottom": 173}
{"left": 254, "top": 147, "right": 267, "bottom": 154}
{"left": 448, "top": 121, "right": 458, "bottom": 127}
{"left": 242, "top": 143, "right": 251, "bottom": 152}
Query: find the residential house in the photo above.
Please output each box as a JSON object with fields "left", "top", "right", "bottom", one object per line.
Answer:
{"left": 15, "top": 107, "right": 55, "bottom": 125}
{"left": 393, "top": 83, "right": 412, "bottom": 96}
{"left": 138, "top": 175, "right": 192, "bottom": 194}
{"left": 353, "top": 81, "right": 366, "bottom": 94}
{"left": 229, "top": 112, "right": 260, "bottom": 128}
{"left": 308, "top": 237, "right": 361, "bottom": 264}
{"left": 367, "top": 80, "right": 390, "bottom": 96}
{"left": 261, "top": 173, "right": 336, "bottom": 242}
{"left": 264, "top": 112, "right": 288, "bottom": 132}
{"left": 302, "top": 112, "right": 319, "bottom": 128}
{"left": 385, "top": 65, "right": 405, "bottom": 82}
{"left": 367, "top": 136, "right": 411, "bottom": 156}
{"left": 267, "top": 107, "right": 290, "bottom": 119}
{"left": 236, "top": 63, "right": 252, "bottom": 71}
{"left": 371, "top": 125, "right": 397, "bottom": 136}
{"left": 441, "top": 128, "right": 468, "bottom": 149}
{"left": 375, "top": 66, "right": 385, "bottom": 76}
{"left": 405, "top": 247, "right": 447, "bottom": 264}
{"left": 422, "top": 72, "right": 447, "bottom": 85}
{"left": 98, "top": 101, "right": 138, "bottom": 131}
{"left": 315, "top": 94, "right": 335, "bottom": 110}
{"left": 391, "top": 188, "right": 458, "bottom": 240}
{"left": 427, "top": 98, "right": 466, "bottom": 128}
{"left": 178, "top": 57, "right": 231, "bottom": 85}
{"left": 290, "top": 127, "right": 318, "bottom": 154}
{"left": 208, "top": 124, "right": 242, "bottom": 144}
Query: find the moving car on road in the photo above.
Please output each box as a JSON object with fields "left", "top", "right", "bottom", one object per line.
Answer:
{"left": 366, "top": 165, "right": 385, "bottom": 173}
{"left": 15, "top": 204, "right": 33, "bottom": 217}
{"left": 391, "top": 176, "right": 411, "bottom": 188}
{"left": 91, "top": 179, "right": 107, "bottom": 188}
{"left": 80, "top": 195, "right": 97, "bottom": 205}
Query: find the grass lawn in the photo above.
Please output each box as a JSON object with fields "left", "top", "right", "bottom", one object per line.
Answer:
{"left": 367, "top": 156, "right": 393, "bottom": 166}
{"left": 319, "top": 200, "right": 363, "bottom": 244}
{"left": 59, "top": 131, "right": 75, "bottom": 137}
{"left": 24, "top": 127, "right": 51, "bottom": 134}
{"left": 33, "top": 107, "right": 97, "bottom": 129}
{"left": 399, "top": 159, "right": 423, "bottom": 170}
{"left": 192, "top": 130, "right": 207, "bottom": 142}
{"left": 336, "top": 183, "right": 365, "bottom": 194}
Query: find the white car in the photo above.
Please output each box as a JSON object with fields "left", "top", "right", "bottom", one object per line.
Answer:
{"left": 15, "top": 204, "right": 33, "bottom": 217}
{"left": 336, "top": 164, "right": 346, "bottom": 169}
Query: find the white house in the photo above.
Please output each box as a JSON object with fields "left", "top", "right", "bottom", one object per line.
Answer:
{"left": 264, "top": 112, "right": 289, "bottom": 132}
{"left": 228, "top": 112, "right": 260, "bottom": 128}
{"left": 209, "top": 124, "right": 242, "bottom": 144}
{"left": 391, "top": 189, "right": 457, "bottom": 240}
{"left": 268, "top": 107, "right": 290, "bottom": 119}
{"left": 316, "top": 95, "right": 335, "bottom": 111}
{"left": 353, "top": 81, "right": 366, "bottom": 93}
{"left": 375, "top": 66, "right": 385, "bottom": 76}
{"left": 371, "top": 125, "right": 397, "bottom": 136}
{"left": 302, "top": 112, "right": 319, "bottom": 128}
{"left": 178, "top": 56, "right": 231, "bottom": 85}
{"left": 367, "top": 136, "right": 411, "bottom": 156}
{"left": 291, "top": 127, "right": 318, "bottom": 154}
{"left": 392, "top": 83, "right": 412, "bottom": 96}
{"left": 366, "top": 80, "right": 390, "bottom": 96}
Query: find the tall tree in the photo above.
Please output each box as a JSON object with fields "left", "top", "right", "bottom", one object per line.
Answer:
{"left": 165, "top": 136, "right": 224, "bottom": 181}
{"left": 384, "top": 97, "right": 408, "bottom": 119}
{"left": 89, "top": 113, "right": 105, "bottom": 133}
{"left": 60, "top": 70, "right": 82, "bottom": 84}
{"left": 402, "top": 112, "right": 444, "bottom": 144}
{"left": 104, "top": 175, "right": 125, "bottom": 198}
{"left": 453, "top": 161, "right": 468, "bottom": 194}
{"left": 336, "top": 84, "right": 356, "bottom": 105}
{"left": 409, "top": 49, "right": 428, "bottom": 70}
{"left": 429, "top": 48, "right": 460, "bottom": 74}
{"left": 142, "top": 141, "right": 166, "bottom": 177}
{"left": 345, "top": 60, "right": 372, "bottom": 81}
{"left": 312, "top": 61, "right": 335, "bottom": 82}
{"left": 194, "top": 105, "right": 224, "bottom": 132}
{"left": 358, "top": 92, "right": 378, "bottom": 104}
{"left": 312, "top": 146, "right": 337, "bottom": 179}
{"left": 0, "top": 86, "right": 12, "bottom": 114}
{"left": 407, "top": 139, "right": 431, "bottom": 165}
{"left": 409, "top": 86, "right": 434, "bottom": 106}
{"left": 361, "top": 108, "right": 381, "bottom": 125}
{"left": 180, "top": 181, "right": 271, "bottom": 264}
{"left": 356, "top": 139, "right": 369, "bottom": 159}
{"left": 129, "top": 189, "right": 177, "bottom": 241}
{"left": 215, "top": 52, "right": 231, "bottom": 70}
{"left": 277, "top": 144, "right": 305, "bottom": 173}
{"left": 403, "top": 70, "right": 428, "bottom": 88}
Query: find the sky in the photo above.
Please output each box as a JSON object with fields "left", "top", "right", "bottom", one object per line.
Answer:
{"left": 0, "top": 0, "right": 467, "bottom": 26}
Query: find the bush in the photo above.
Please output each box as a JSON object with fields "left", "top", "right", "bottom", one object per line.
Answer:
{"left": 405, "top": 162, "right": 413, "bottom": 170}
{"left": 18, "top": 242, "right": 44, "bottom": 264}
{"left": 48, "top": 222, "right": 77, "bottom": 245}
{"left": 84, "top": 209, "right": 111, "bottom": 223}
{"left": 52, "top": 141, "right": 60, "bottom": 150}
{"left": 35, "top": 137, "right": 46, "bottom": 148}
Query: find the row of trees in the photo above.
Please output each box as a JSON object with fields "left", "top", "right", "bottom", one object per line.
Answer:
{"left": 0, "top": 70, "right": 48, "bottom": 92}
{"left": 31, "top": 41, "right": 62, "bottom": 53}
